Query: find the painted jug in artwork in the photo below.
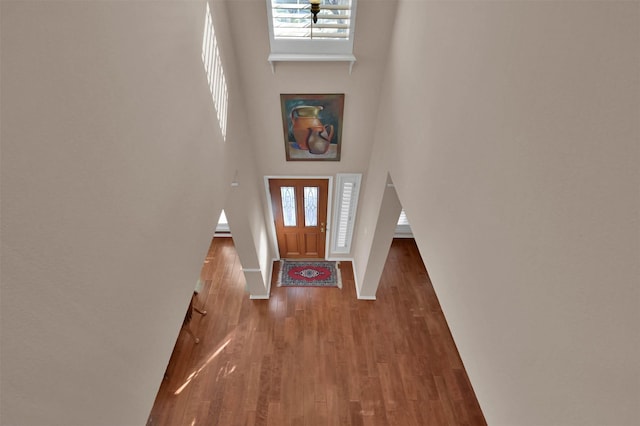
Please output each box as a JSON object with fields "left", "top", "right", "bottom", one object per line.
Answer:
{"left": 290, "top": 105, "right": 332, "bottom": 151}
{"left": 307, "top": 125, "right": 334, "bottom": 154}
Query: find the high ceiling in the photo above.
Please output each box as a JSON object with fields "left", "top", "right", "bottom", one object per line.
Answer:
{"left": 223, "top": 0, "right": 399, "bottom": 174}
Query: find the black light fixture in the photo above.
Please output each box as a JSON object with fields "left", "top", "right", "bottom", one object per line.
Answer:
{"left": 310, "top": 0, "right": 320, "bottom": 23}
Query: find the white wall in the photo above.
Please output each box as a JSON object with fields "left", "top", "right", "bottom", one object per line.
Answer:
{"left": 224, "top": 0, "right": 398, "bottom": 259}
{"left": 355, "top": 1, "right": 639, "bottom": 424}
{"left": 224, "top": 175, "right": 274, "bottom": 297}
{"left": 358, "top": 177, "right": 402, "bottom": 299}
{"left": 208, "top": 0, "right": 275, "bottom": 297}
{"left": 0, "top": 2, "right": 237, "bottom": 424}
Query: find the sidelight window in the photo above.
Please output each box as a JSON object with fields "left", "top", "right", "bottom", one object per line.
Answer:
{"left": 331, "top": 173, "right": 361, "bottom": 254}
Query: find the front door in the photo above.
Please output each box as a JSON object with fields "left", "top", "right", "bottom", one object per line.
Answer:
{"left": 268, "top": 178, "right": 328, "bottom": 259}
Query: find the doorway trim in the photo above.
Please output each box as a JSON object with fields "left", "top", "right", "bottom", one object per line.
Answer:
{"left": 264, "top": 175, "right": 334, "bottom": 260}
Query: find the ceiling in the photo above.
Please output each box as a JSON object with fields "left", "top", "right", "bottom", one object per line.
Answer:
{"left": 222, "top": 0, "right": 399, "bottom": 175}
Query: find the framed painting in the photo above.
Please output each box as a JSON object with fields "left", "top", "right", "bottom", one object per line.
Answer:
{"left": 280, "top": 94, "right": 344, "bottom": 161}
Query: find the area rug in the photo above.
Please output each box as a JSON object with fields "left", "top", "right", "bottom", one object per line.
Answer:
{"left": 277, "top": 260, "right": 342, "bottom": 288}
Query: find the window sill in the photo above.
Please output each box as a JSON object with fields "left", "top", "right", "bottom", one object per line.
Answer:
{"left": 267, "top": 53, "right": 356, "bottom": 74}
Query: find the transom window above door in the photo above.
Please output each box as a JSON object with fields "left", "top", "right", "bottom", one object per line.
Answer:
{"left": 266, "top": 0, "right": 357, "bottom": 71}
{"left": 270, "top": 0, "right": 354, "bottom": 41}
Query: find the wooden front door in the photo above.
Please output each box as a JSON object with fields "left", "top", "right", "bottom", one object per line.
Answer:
{"left": 269, "top": 178, "right": 329, "bottom": 259}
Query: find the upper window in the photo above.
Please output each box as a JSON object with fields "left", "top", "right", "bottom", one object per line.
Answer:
{"left": 202, "top": 3, "right": 228, "bottom": 140}
{"left": 271, "top": 0, "right": 353, "bottom": 40}
{"left": 267, "top": 0, "right": 357, "bottom": 58}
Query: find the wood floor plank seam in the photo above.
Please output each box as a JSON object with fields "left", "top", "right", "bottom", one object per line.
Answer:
{"left": 148, "top": 238, "right": 486, "bottom": 426}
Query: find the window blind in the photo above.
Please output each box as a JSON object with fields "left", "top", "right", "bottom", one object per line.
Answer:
{"left": 332, "top": 173, "right": 361, "bottom": 254}
{"left": 398, "top": 210, "right": 410, "bottom": 226}
{"left": 271, "top": 0, "right": 352, "bottom": 40}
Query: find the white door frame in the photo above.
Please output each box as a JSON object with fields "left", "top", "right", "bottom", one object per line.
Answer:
{"left": 264, "top": 175, "right": 334, "bottom": 260}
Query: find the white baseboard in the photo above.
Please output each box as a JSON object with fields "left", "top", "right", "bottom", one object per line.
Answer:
{"left": 266, "top": 258, "right": 277, "bottom": 297}
{"left": 242, "top": 267, "right": 270, "bottom": 300}
{"left": 356, "top": 290, "right": 377, "bottom": 301}
{"left": 247, "top": 258, "right": 277, "bottom": 300}
{"left": 326, "top": 256, "right": 353, "bottom": 262}
{"left": 351, "top": 261, "right": 377, "bottom": 300}
{"left": 249, "top": 294, "right": 270, "bottom": 300}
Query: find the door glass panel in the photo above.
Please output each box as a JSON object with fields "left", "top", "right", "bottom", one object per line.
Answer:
{"left": 280, "top": 186, "right": 297, "bottom": 226}
{"left": 304, "top": 186, "right": 318, "bottom": 227}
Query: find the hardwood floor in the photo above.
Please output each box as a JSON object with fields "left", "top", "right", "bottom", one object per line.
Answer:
{"left": 147, "top": 238, "right": 486, "bottom": 426}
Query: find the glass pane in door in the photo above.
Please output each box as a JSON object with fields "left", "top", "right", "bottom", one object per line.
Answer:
{"left": 280, "top": 186, "right": 297, "bottom": 226}
{"left": 304, "top": 186, "right": 318, "bottom": 227}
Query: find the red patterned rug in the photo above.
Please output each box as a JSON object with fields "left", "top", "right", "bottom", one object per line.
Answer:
{"left": 277, "top": 260, "right": 341, "bottom": 288}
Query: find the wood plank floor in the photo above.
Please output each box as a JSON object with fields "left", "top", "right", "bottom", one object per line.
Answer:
{"left": 147, "top": 238, "right": 486, "bottom": 426}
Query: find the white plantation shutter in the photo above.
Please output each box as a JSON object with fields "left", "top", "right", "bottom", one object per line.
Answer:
{"left": 336, "top": 182, "right": 354, "bottom": 246}
{"left": 271, "top": 0, "right": 352, "bottom": 40}
{"left": 266, "top": 0, "right": 357, "bottom": 60}
{"left": 398, "top": 210, "right": 409, "bottom": 226}
{"left": 396, "top": 209, "right": 413, "bottom": 237}
{"left": 332, "top": 173, "right": 361, "bottom": 254}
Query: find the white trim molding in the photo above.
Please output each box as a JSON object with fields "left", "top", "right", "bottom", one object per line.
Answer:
{"left": 264, "top": 175, "right": 334, "bottom": 261}
{"left": 265, "top": 0, "right": 358, "bottom": 75}
{"left": 249, "top": 294, "right": 270, "bottom": 300}
{"left": 352, "top": 262, "right": 376, "bottom": 300}
{"left": 243, "top": 268, "right": 270, "bottom": 300}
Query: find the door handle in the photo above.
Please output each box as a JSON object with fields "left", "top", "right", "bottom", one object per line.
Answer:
{"left": 321, "top": 222, "right": 325, "bottom": 233}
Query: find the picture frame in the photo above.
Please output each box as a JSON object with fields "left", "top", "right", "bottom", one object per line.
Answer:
{"left": 280, "top": 93, "right": 344, "bottom": 161}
